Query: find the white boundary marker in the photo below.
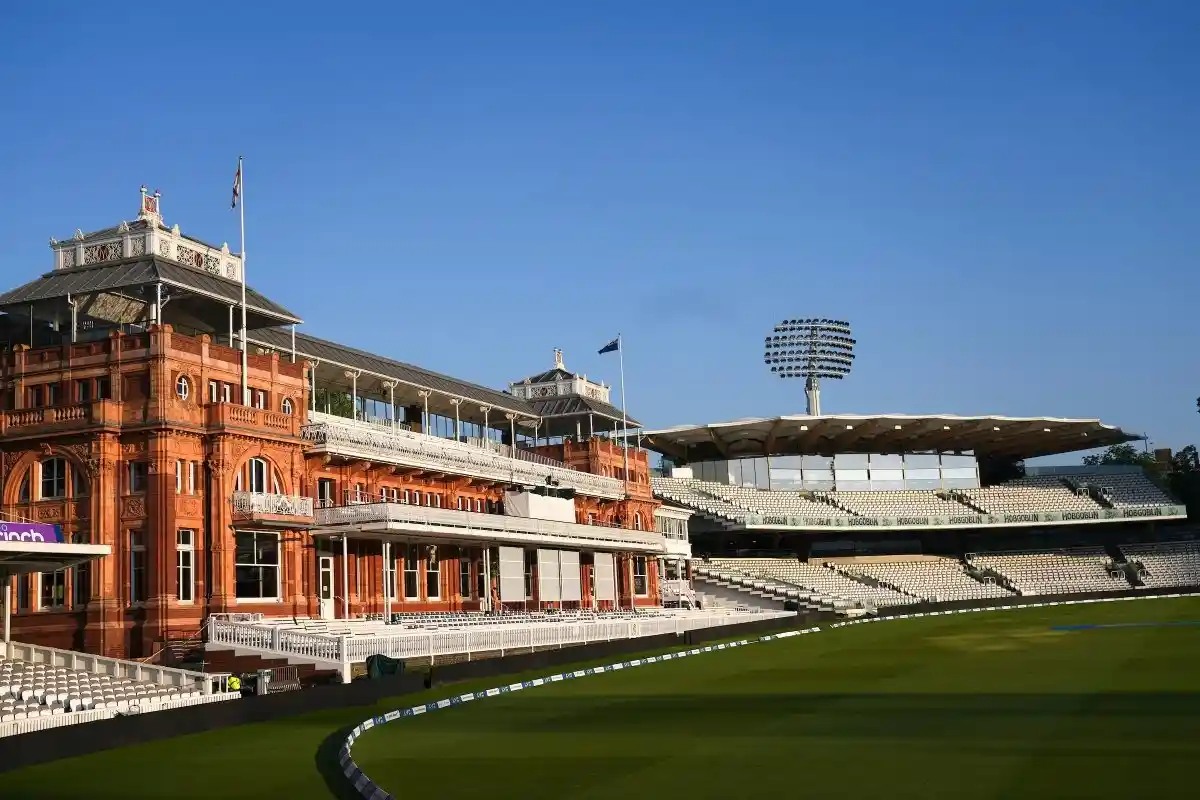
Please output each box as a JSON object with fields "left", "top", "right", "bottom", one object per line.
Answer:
{"left": 340, "top": 591, "right": 1200, "bottom": 799}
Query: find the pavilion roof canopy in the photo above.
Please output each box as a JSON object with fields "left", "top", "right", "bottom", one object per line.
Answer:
{"left": 0, "top": 257, "right": 302, "bottom": 329}
{"left": 250, "top": 328, "right": 540, "bottom": 427}
{"left": 641, "top": 413, "right": 1140, "bottom": 462}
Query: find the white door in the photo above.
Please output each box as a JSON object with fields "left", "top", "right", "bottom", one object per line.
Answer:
{"left": 318, "top": 555, "right": 335, "bottom": 619}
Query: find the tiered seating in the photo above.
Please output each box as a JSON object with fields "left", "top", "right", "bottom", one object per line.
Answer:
{"left": 1073, "top": 474, "right": 1174, "bottom": 508}
{"left": 708, "top": 557, "right": 918, "bottom": 608}
{"left": 1120, "top": 541, "right": 1200, "bottom": 588}
{"left": 650, "top": 477, "right": 753, "bottom": 523}
{"left": 704, "top": 485, "right": 849, "bottom": 519}
{"left": 819, "top": 491, "right": 975, "bottom": 518}
{"left": 956, "top": 476, "right": 1102, "bottom": 515}
{"left": 968, "top": 549, "right": 1125, "bottom": 595}
{"left": 839, "top": 558, "right": 1014, "bottom": 602}
{"left": 0, "top": 658, "right": 205, "bottom": 721}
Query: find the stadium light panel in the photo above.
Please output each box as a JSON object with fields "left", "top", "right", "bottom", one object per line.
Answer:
{"left": 764, "top": 317, "right": 855, "bottom": 416}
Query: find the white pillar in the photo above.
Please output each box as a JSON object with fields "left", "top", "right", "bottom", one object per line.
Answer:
{"left": 483, "top": 547, "right": 492, "bottom": 613}
{"left": 451, "top": 398, "right": 462, "bottom": 441}
{"left": 341, "top": 535, "right": 350, "bottom": 620}
{"left": 383, "top": 540, "right": 392, "bottom": 623}
{"left": 419, "top": 391, "right": 431, "bottom": 435}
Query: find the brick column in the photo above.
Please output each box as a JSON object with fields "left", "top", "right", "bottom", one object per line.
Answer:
{"left": 144, "top": 433, "right": 176, "bottom": 653}
{"left": 206, "top": 447, "right": 235, "bottom": 613}
{"left": 85, "top": 434, "right": 123, "bottom": 657}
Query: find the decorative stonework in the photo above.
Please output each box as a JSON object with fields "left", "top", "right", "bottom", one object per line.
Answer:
{"left": 121, "top": 496, "right": 146, "bottom": 518}
{"left": 84, "top": 241, "right": 123, "bottom": 264}
{"left": 158, "top": 239, "right": 170, "bottom": 258}
{"left": 131, "top": 236, "right": 146, "bottom": 257}
{"left": 62, "top": 248, "right": 76, "bottom": 268}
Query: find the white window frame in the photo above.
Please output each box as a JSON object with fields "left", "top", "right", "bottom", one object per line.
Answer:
{"left": 39, "top": 570, "right": 67, "bottom": 610}
{"left": 426, "top": 546, "right": 441, "bottom": 600}
{"left": 281, "top": 397, "right": 294, "bottom": 415}
{"left": 175, "top": 460, "right": 183, "bottom": 494}
{"left": 40, "top": 457, "right": 68, "bottom": 500}
{"left": 247, "top": 457, "right": 268, "bottom": 494}
{"left": 221, "top": 383, "right": 232, "bottom": 403}
{"left": 633, "top": 556, "right": 649, "bottom": 597}
{"left": 403, "top": 544, "right": 420, "bottom": 600}
{"left": 175, "top": 375, "right": 190, "bottom": 401}
{"left": 188, "top": 461, "right": 197, "bottom": 494}
{"left": 474, "top": 498, "right": 483, "bottom": 513}
{"left": 254, "top": 390, "right": 266, "bottom": 409}
{"left": 129, "top": 531, "right": 147, "bottom": 606}
{"left": 177, "top": 529, "right": 195, "bottom": 604}
{"left": 234, "top": 530, "right": 281, "bottom": 603}
{"left": 209, "top": 380, "right": 219, "bottom": 403}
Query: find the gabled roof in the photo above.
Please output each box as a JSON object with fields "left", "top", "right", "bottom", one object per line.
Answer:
{"left": 250, "top": 327, "right": 539, "bottom": 418}
{"left": 0, "top": 257, "right": 302, "bottom": 325}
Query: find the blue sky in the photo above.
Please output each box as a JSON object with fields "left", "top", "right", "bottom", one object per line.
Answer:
{"left": 2, "top": 1, "right": 1197, "bottom": 461}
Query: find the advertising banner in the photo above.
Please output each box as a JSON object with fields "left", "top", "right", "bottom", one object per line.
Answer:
{"left": 0, "top": 522, "right": 65, "bottom": 544}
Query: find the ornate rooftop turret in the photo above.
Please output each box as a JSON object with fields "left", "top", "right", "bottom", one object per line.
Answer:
{"left": 48, "top": 186, "right": 244, "bottom": 283}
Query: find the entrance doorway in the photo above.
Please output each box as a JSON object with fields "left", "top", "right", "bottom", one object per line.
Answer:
{"left": 318, "top": 552, "right": 335, "bottom": 620}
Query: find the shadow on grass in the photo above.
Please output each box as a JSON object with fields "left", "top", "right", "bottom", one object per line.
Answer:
{"left": 315, "top": 722, "right": 366, "bottom": 800}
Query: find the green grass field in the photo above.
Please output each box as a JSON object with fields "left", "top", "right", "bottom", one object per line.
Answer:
{"left": 3, "top": 598, "right": 1199, "bottom": 799}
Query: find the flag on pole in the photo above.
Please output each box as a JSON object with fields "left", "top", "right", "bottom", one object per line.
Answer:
{"left": 231, "top": 161, "right": 242, "bottom": 209}
{"left": 598, "top": 337, "right": 620, "bottom": 355}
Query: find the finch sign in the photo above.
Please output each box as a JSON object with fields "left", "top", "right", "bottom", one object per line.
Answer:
{"left": 0, "top": 523, "right": 65, "bottom": 544}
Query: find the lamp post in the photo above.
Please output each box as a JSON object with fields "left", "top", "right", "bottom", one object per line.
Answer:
{"left": 763, "top": 318, "right": 856, "bottom": 416}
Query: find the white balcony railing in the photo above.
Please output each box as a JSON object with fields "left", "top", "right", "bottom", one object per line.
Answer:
{"left": 316, "top": 501, "right": 666, "bottom": 553}
{"left": 232, "top": 492, "right": 315, "bottom": 517}
{"left": 302, "top": 411, "right": 625, "bottom": 499}
{"left": 207, "top": 608, "right": 793, "bottom": 675}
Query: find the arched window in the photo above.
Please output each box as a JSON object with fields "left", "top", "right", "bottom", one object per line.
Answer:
{"left": 633, "top": 512, "right": 643, "bottom": 531}
{"left": 239, "top": 457, "right": 282, "bottom": 495}
{"left": 40, "top": 458, "right": 68, "bottom": 500}
{"left": 175, "top": 375, "right": 190, "bottom": 401}
{"left": 281, "top": 397, "right": 294, "bottom": 415}
{"left": 17, "top": 468, "right": 30, "bottom": 503}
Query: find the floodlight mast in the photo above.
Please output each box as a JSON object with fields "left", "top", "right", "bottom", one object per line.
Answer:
{"left": 763, "top": 318, "right": 856, "bottom": 416}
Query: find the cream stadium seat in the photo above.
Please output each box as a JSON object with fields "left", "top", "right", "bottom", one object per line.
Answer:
{"left": 1120, "top": 541, "right": 1200, "bottom": 588}
{"left": 0, "top": 658, "right": 204, "bottom": 725}
{"left": 707, "top": 557, "right": 917, "bottom": 608}
{"left": 1072, "top": 473, "right": 1175, "bottom": 508}
{"left": 968, "top": 549, "right": 1125, "bottom": 595}
{"left": 839, "top": 558, "right": 1013, "bottom": 602}
{"left": 957, "top": 476, "right": 1103, "bottom": 515}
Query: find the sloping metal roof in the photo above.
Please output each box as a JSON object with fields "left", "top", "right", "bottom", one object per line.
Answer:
{"left": 250, "top": 327, "right": 538, "bottom": 418}
{"left": 0, "top": 257, "right": 301, "bottom": 324}
{"left": 642, "top": 414, "right": 1140, "bottom": 462}
{"left": 529, "top": 394, "right": 642, "bottom": 428}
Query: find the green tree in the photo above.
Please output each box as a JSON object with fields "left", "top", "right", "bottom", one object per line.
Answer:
{"left": 315, "top": 389, "right": 354, "bottom": 419}
{"left": 1172, "top": 444, "right": 1199, "bottom": 473}
{"left": 1081, "top": 443, "right": 1156, "bottom": 468}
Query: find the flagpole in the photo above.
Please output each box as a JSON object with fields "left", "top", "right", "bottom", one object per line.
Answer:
{"left": 618, "top": 333, "right": 629, "bottom": 496}
{"left": 238, "top": 156, "right": 249, "bottom": 406}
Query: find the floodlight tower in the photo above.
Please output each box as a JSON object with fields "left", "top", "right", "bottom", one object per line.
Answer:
{"left": 763, "top": 318, "right": 856, "bottom": 416}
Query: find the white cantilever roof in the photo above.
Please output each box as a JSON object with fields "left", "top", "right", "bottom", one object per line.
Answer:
{"left": 641, "top": 413, "right": 1139, "bottom": 462}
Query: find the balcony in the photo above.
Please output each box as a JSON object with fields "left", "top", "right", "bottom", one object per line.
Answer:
{"left": 232, "top": 492, "right": 315, "bottom": 528}
{"left": 0, "top": 400, "right": 121, "bottom": 438}
{"left": 315, "top": 501, "right": 665, "bottom": 553}
{"left": 207, "top": 402, "right": 302, "bottom": 438}
{"left": 302, "top": 412, "right": 625, "bottom": 499}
